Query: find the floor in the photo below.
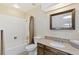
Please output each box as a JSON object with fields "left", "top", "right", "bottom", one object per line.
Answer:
{"left": 19, "top": 51, "right": 28, "bottom": 55}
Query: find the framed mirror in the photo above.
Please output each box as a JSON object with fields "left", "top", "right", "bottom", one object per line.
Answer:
{"left": 50, "top": 9, "right": 75, "bottom": 30}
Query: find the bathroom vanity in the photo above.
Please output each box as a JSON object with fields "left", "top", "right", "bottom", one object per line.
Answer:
{"left": 35, "top": 36, "right": 79, "bottom": 55}
{"left": 37, "top": 43, "right": 71, "bottom": 55}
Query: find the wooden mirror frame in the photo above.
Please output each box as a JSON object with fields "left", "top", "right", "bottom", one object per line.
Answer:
{"left": 50, "top": 9, "right": 75, "bottom": 30}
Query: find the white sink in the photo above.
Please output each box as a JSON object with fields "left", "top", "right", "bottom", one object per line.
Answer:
{"left": 70, "top": 40, "right": 79, "bottom": 49}
{"left": 50, "top": 41, "right": 65, "bottom": 48}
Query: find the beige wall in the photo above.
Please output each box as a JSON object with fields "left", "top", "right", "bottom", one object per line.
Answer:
{"left": 0, "top": 5, "right": 28, "bottom": 54}
{"left": 0, "top": 5, "right": 26, "bottom": 19}
{"left": 26, "top": 4, "right": 79, "bottom": 40}
{"left": 0, "top": 14, "right": 27, "bottom": 55}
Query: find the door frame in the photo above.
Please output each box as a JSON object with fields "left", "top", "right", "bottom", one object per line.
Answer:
{"left": 1, "top": 30, "right": 4, "bottom": 55}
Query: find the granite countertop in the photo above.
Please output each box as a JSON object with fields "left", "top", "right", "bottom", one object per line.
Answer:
{"left": 36, "top": 38, "right": 79, "bottom": 55}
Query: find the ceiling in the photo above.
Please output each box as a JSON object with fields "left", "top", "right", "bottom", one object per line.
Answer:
{"left": 0, "top": 3, "right": 58, "bottom": 13}
{"left": 41, "top": 3, "right": 58, "bottom": 10}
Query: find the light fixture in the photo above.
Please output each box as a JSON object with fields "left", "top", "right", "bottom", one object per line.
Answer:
{"left": 13, "top": 4, "right": 20, "bottom": 8}
{"left": 32, "top": 3, "right": 36, "bottom": 6}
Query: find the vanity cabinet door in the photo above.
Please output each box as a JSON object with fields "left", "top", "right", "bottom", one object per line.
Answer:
{"left": 37, "top": 47, "right": 44, "bottom": 55}
{"left": 37, "top": 43, "right": 45, "bottom": 55}
{"left": 45, "top": 46, "right": 57, "bottom": 55}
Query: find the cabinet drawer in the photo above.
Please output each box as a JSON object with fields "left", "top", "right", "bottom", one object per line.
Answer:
{"left": 44, "top": 51, "right": 56, "bottom": 55}
{"left": 37, "top": 43, "right": 44, "bottom": 48}
{"left": 45, "top": 46, "right": 71, "bottom": 55}
{"left": 45, "top": 46, "right": 58, "bottom": 53}
{"left": 55, "top": 50, "right": 69, "bottom": 55}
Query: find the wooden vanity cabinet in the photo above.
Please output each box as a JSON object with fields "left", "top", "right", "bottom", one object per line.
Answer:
{"left": 37, "top": 43, "right": 72, "bottom": 55}
{"left": 37, "top": 43, "right": 44, "bottom": 55}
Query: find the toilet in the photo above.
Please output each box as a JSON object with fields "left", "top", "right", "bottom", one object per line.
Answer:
{"left": 25, "top": 37, "right": 41, "bottom": 55}
{"left": 25, "top": 44, "right": 37, "bottom": 55}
